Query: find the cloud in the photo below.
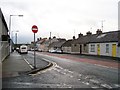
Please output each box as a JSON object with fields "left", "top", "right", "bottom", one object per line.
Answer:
{"left": 0, "top": 0, "right": 119, "bottom": 43}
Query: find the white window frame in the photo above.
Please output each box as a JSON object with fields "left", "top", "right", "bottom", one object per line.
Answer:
{"left": 106, "top": 44, "right": 109, "bottom": 53}
{"left": 90, "top": 44, "right": 95, "bottom": 52}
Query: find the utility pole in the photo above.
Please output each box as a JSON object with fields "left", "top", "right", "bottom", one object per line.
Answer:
{"left": 101, "top": 20, "right": 105, "bottom": 31}
{"left": 50, "top": 32, "right": 51, "bottom": 39}
{"left": 15, "top": 30, "right": 19, "bottom": 45}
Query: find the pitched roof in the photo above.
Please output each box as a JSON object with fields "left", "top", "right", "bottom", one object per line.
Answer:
{"left": 73, "top": 30, "right": 119, "bottom": 44}
{"left": 49, "top": 39, "right": 66, "bottom": 48}
{"left": 62, "top": 39, "right": 74, "bottom": 47}
{"left": 90, "top": 31, "right": 119, "bottom": 43}
{"left": 36, "top": 38, "right": 47, "bottom": 44}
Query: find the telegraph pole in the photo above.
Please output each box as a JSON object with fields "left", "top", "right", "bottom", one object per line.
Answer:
{"left": 101, "top": 20, "right": 105, "bottom": 31}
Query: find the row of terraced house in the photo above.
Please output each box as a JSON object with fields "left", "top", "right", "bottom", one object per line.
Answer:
{"left": 34, "top": 29, "right": 120, "bottom": 58}
{"left": 63, "top": 30, "right": 120, "bottom": 58}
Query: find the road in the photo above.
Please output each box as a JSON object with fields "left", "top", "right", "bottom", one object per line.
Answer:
{"left": 3, "top": 51, "right": 120, "bottom": 89}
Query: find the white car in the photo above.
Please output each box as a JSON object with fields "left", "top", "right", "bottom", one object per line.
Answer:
{"left": 19, "top": 45, "right": 28, "bottom": 54}
{"left": 49, "top": 49, "right": 62, "bottom": 53}
{"left": 49, "top": 49, "right": 57, "bottom": 53}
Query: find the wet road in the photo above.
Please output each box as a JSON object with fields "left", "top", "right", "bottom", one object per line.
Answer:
{"left": 3, "top": 51, "right": 120, "bottom": 89}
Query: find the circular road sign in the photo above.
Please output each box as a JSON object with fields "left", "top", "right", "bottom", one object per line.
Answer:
{"left": 32, "top": 25, "right": 38, "bottom": 33}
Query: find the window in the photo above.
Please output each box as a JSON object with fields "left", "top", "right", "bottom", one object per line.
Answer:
{"left": 106, "top": 44, "right": 109, "bottom": 53}
{"left": 2, "top": 35, "right": 8, "bottom": 41}
{"left": 74, "top": 44, "right": 77, "bottom": 47}
{"left": 84, "top": 44, "right": 86, "bottom": 51}
{"left": 90, "top": 44, "right": 95, "bottom": 52}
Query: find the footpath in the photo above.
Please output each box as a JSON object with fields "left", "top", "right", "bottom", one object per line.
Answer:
{"left": 2, "top": 51, "right": 51, "bottom": 78}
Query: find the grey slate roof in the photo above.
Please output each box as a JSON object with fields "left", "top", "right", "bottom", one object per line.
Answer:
{"left": 73, "top": 31, "right": 119, "bottom": 44}
{"left": 49, "top": 39, "right": 66, "bottom": 48}
{"left": 62, "top": 39, "right": 73, "bottom": 47}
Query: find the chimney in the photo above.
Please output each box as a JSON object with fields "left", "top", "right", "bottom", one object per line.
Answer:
{"left": 86, "top": 31, "right": 92, "bottom": 36}
{"left": 78, "top": 33, "right": 83, "bottom": 38}
{"left": 40, "top": 37, "right": 42, "bottom": 40}
{"left": 53, "top": 36, "right": 56, "bottom": 39}
{"left": 73, "top": 36, "right": 75, "bottom": 40}
{"left": 49, "top": 37, "right": 51, "bottom": 40}
{"left": 96, "top": 29, "right": 102, "bottom": 35}
{"left": 37, "top": 38, "right": 40, "bottom": 41}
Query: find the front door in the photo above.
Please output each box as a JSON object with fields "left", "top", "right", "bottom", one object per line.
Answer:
{"left": 97, "top": 44, "right": 100, "bottom": 55}
{"left": 80, "top": 45, "right": 82, "bottom": 54}
{"left": 112, "top": 44, "right": 116, "bottom": 57}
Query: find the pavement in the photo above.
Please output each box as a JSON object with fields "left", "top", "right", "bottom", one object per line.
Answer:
{"left": 1, "top": 51, "right": 51, "bottom": 78}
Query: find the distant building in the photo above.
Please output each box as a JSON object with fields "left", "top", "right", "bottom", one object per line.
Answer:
{"left": 35, "top": 37, "right": 61, "bottom": 52}
{"left": 62, "top": 39, "right": 73, "bottom": 53}
{"left": 36, "top": 38, "right": 47, "bottom": 51}
{"left": 88, "top": 30, "right": 120, "bottom": 58}
{"left": 49, "top": 38, "right": 66, "bottom": 53}
{"left": 0, "top": 8, "right": 10, "bottom": 62}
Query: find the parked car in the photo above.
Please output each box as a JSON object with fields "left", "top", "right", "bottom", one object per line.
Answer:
{"left": 16, "top": 47, "right": 19, "bottom": 52}
{"left": 19, "top": 45, "right": 28, "bottom": 54}
{"left": 49, "top": 49, "right": 57, "bottom": 53}
{"left": 38, "top": 49, "right": 42, "bottom": 52}
{"left": 49, "top": 49, "right": 62, "bottom": 53}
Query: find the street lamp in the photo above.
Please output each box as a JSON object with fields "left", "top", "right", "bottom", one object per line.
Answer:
{"left": 15, "top": 30, "right": 19, "bottom": 45}
{"left": 9, "top": 15, "right": 23, "bottom": 37}
{"left": 8, "top": 14, "right": 23, "bottom": 53}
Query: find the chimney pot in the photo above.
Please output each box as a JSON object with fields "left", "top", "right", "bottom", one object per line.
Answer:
{"left": 78, "top": 33, "right": 83, "bottom": 38}
{"left": 86, "top": 31, "right": 92, "bottom": 35}
{"left": 73, "top": 36, "right": 75, "bottom": 40}
{"left": 96, "top": 29, "right": 102, "bottom": 35}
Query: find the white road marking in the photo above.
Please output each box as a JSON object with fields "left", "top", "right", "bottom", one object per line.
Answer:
{"left": 85, "top": 82, "right": 90, "bottom": 85}
{"left": 23, "top": 58, "right": 34, "bottom": 69}
{"left": 56, "top": 65, "right": 63, "bottom": 70}
{"left": 79, "top": 74, "right": 82, "bottom": 77}
{"left": 78, "top": 79, "right": 81, "bottom": 81}
{"left": 64, "top": 69, "right": 69, "bottom": 71}
{"left": 68, "top": 70, "right": 73, "bottom": 73}
{"left": 56, "top": 69, "right": 61, "bottom": 72}
{"left": 63, "top": 72, "right": 66, "bottom": 75}
{"left": 101, "top": 84, "right": 112, "bottom": 89}
{"left": 114, "top": 84, "right": 120, "bottom": 87}
{"left": 82, "top": 81, "right": 89, "bottom": 85}
{"left": 91, "top": 86, "right": 99, "bottom": 89}
{"left": 70, "top": 75, "right": 73, "bottom": 78}
{"left": 42, "top": 58, "right": 51, "bottom": 63}
{"left": 90, "top": 79, "right": 100, "bottom": 84}
{"left": 85, "top": 76, "right": 89, "bottom": 79}
{"left": 94, "top": 64, "right": 117, "bottom": 69}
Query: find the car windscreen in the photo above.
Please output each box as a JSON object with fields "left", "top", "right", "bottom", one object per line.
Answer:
{"left": 21, "top": 47, "right": 26, "bottom": 49}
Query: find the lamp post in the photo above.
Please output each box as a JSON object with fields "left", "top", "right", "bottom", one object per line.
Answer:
{"left": 15, "top": 30, "right": 19, "bottom": 45}
{"left": 9, "top": 15, "right": 23, "bottom": 53}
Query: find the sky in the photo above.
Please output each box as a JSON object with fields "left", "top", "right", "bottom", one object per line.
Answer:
{"left": 0, "top": 0, "right": 119, "bottom": 44}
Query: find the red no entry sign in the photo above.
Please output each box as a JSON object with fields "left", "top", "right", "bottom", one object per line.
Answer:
{"left": 32, "top": 25, "right": 38, "bottom": 33}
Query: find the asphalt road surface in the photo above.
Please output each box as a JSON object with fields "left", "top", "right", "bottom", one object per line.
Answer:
{"left": 3, "top": 51, "right": 120, "bottom": 89}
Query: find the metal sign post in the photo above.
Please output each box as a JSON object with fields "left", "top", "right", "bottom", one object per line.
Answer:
{"left": 32, "top": 25, "right": 38, "bottom": 69}
{"left": 34, "top": 33, "right": 36, "bottom": 69}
